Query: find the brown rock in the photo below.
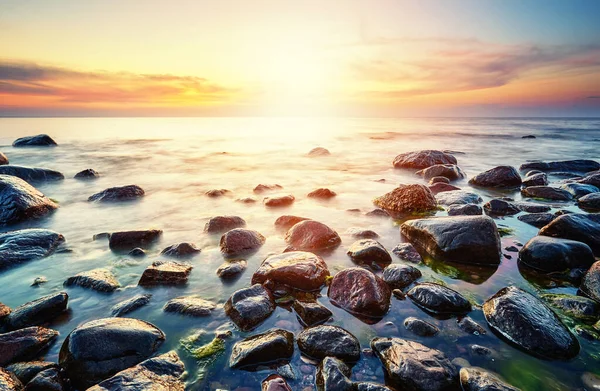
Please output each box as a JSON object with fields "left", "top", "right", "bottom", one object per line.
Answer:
{"left": 220, "top": 228, "right": 266, "bottom": 257}
{"left": 284, "top": 220, "right": 341, "bottom": 252}
{"left": 252, "top": 251, "right": 330, "bottom": 291}
{"left": 138, "top": 261, "right": 192, "bottom": 286}
{"left": 373, "top": 184, "right": 437, "bottom": 216}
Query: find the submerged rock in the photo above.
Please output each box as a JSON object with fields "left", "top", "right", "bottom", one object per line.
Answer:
{"left": 0, "top": 327, "right": 59, "bottom": 366}
{"left": 108, "top": 230, "right": 163, "bottom": 251}
{"left": 293, "top": 300, "right": 332, "bottom": 327}
{"left": 74, "top": 168, "right": 99, "bottom": 179}
{"left": 308, "top": 188, "right": 337, "bottom": 199}
{"left": 128, "top": 247, "right": 146, "bottom": 257}
{"left": 0, "top": 368, "right": 23, "bottom": 391}
{"left": 284, "top": 220, "right": 341, "bottom": 252}
{"left": 373, "top": 184, "right": 438, "bottom": 216}
{"left": 0, "top": 175, "right": 58, "bottom": 227}
{"left": 392, "top": 243, "right": 422, "bottom": 264}
{"left": 520, "top": 159, "right": 600, "bottom": 173}
{"left": 264, "top": 194, "right": 295, "bottom": 207}
{"left": 13, "top": 134, "right": 57, "bottom": 147}
{"left": 560, "top": 183, "right": 599, "bottom": 199}
{"left": 417, "top": 164, "right": 465, "bottom": 181}
{"left": 581, "top": 262, "right": 600, "bottom": 303}
{"left": 163, "top": 296, "right": 215, "bottom": 317}
{"left": 308, "top": 147, "right": 331, "bottom": 157}
{"left": 447, "top": 203, "right": 482, "bottom": 216}
{"left": 407, "top": 283, "right": 471, "bottom": 315}
{"left": 254, "top": 184, "right": 283, "bottom": 194}
{"left": 347, "top": 239, "right": 392, "bottom": 270}
{"left": 88, "top": 185, "right": 145, "bottom": 202}
{"left": 274, "top": 215, "right": 310, "bottom": 231}
{"left": 469, "top": 166, "right": 522, "bottom": 188}
{"left": 261, "top": 374, "right": 292, "bottom": 391}
{"left": 346, "top": 227, "right": 380, "bottom": 239}
{"left": 579, "top": 193, "right": 600, "bottom": 211}
{"left": 316, "top": 357, "right": 353, "bottom": 391}
{"left": 517, "top": 213, "right": 556, "bottom": 228}
{"left": 429, "top": 176, "right": 450, "bottom": 184}
{"left": 297, "top": 325, "right": 360, "bottom": 362}
{"left": 404, "top": 317, "right": 439, "bottom": 336}
{"left": 429, "top": 182, "right": 461, "bottom": 194}
{"left": 0, "top": 229, "right": 64, "bottom": 271}
{"left": 4, "top": 292, "right": 68, "bottom": 330}
{"left": 64, "top": 268, "right": 120, "bottom": 292}
{"left": 457, "top": 317, "right": 487, "bottom": 335}
{"left": 220, "top": 228, "right": 265, "bottom": 257}
{"left": 0, "top": 166, "right": 64, "bottom": 183}
{"left": 229, "top": 328, "right": 294, "bottom": 369}
{"left": 225, "top": 284, "right": 275, "bottom": 331}
{"left": 382, "top": 264, "right": 422, "bottom": 289}
{"left": 5, "top": 361, "right": 57, "bottom": 385}
{"left": 435, "top": 190, "right": 482, "bottom": 205}
{"left": 216, "top": 260, "right": 247, "bottom": 279}
{"left": 111, "top": 294, "right": 152, "bottom": 317}
{"left": 518, "top": 236, "right": 595, "bottom": 272}
{"left": 541, "top": 293, "right": 600, "bottom": 321}
{"left": 459, "top": 367, "right": 520, "bottom": 391}
{"left": 252, "top": 251, "right": 330, "bottom": 291}
{"left": 521, "top": 186, "right": 572, "bottom": 201}
{"left": 393, "top": 150, "right": 457, "bottom": 169}
{"left": 160, "top": 242, "right": 200, "bottom": 258}
{"left": 205, "top": 188, "right": 230, "bottom": 197}
{"left": 204, "top": 215, "right": 246, "bottom": 234}
{"left": 138, "top": 261, "right": 192, "bottom": 286}
{"left": 539, "top": 213, "right": 600, "bottom": 256}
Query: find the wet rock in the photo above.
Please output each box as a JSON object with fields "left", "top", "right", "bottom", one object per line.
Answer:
{"left": 308, "top": 147, "right": 331, "bottom": 157}
{"left": 285, "top": 220, "right": 341, "bottom": 252}
{"left": 252, "top": 251, "right": 330, "bottom": 291}
{"left": 163, "top": 296, "right": 215, "bottom": 317}
{"left": 393, "top": 150, "right": 457, "bottom": 169}
{"left": 205, "top": 215, "right": 246, "bottom": 234}
{"left": 483, "top": 199, "right": 520, "bottom": 216}
{"left": 522, "top": 172, "right": 548, "bottom": 187}
{"left": 274, "top": 215, "right": 310, "bottom": 231}
{"left": 88, "top": 185, "right": 145, "bottom": 202}
{"left": 308, "top": 188, "right": 337, "bottom": 199}
{"left": 346, "top": 227, "right": 379, "bottom": 239}
{"left": 128, "top": 247, "right": 146, "bottom": 257}
{"left": 4, "top": 292, "right": 68, "bottom": 330}
{"left": 24, "top": 367, "right": 64, "bottom": 391}
{"left": 400, "top": 216, "right": 501, "bottom": 265}
{"left": 0, "top": 152, "right": 8, "bottom": 165}
{"left": 5, "top": 361, "right": 57, "bottom": 385}
{"left": 254, "top": 184, "right": 283, "bottom": 194}
{"left": 469, "top": 166, "right": 522, "bottom": 188}
{"left": 416, "top": 164, "right": 465, "bottom": 181}
{"left": 429, "top": 176, "right": 450, "bottom": 184}
{"left": 328, "top": 267, "right": 391, "bottom": 321}
{"left": 297, "top": 325, "right": 360, "bottom": 362}
{"left": 0, "top": 175, "right": 58, "bottom": 226}
{"left": 0, "top": 368, "right": 23, "bottom": 391}
{"left": 221, "top": 228, "right": 266, "bottom": 257}
{"left": 460, "top": 367, "right": 520, "bottom": 391}
{"left": 264, "top": 194, "right": 295, "bottom": 207}
{"left": 64, "top": 268, "right": 120, "bottom": 292}
{"left": 520, "top": 159, "right": 600, "bottom": 173}
{"left": 404, "top": 317, "right": 439, "bottom": 336}
{"left": 407, "top": 283, "right": 471, "bottom": 315}
{"left": 347, "top": 239, "right": 392, "bottom": 270}
{"left": 578, "top": 173, "right": 600, "bottom": 188}
{"left": 13, "top": 134, "right": 57, "bottom": 147}
{"left": 74, "top": 168, "right": 99, "bottom": 179}
{"left": 216, "top": 260, "right": 247, "bottom": 279}
{"left": 447, "top": 203, "right": 482, "bottom": 216}
{"left": 59, "top": 317, "right": 165, "bottom": 389}
{"left": 392, "top": 243, "right": 422, "bottom": 264}
{"left": 229, "top": 328, "right": 294, "bottom": 369}
{"left": 316, "top": 357, "right": 353, "bottom": 391}
{"left": 582, "top": 372, "right": 600, "bottom": 391}
{"left": 365, "top": 208, "right": 391, "bottom": 218}
{"left": 293, "top": 301, "right": 332, "bottom": 327}
{"left": 0, "top": 302, "right": 10, "bottom": 321}
{"left": 111, "top": 294, "right": 152, "bottom": 317}
{"left": 560, "top": 183, "right": 599, "bottom": 199}
{"left": 458, "top": 317, "right": 487, "bottom": 335}
{"left": 371, "top": 337, "right": 458, "bottom": 391}
{"left": 521, "top": 186, "right": 572, "bottom": 201}
{"left": 522, "top": 135, "right": 536, "bottom": 139}
{"left": 355, "top": 383, "right": 393, "bottom": 391}
{"left": 482, "top": 286, "right": 579, "bottom": 360}
{"left": 518, "top": 236, "right": 595, "bottom": 272}
{"left": 261, "top": 374, "right": 292, "bottom": 391}
{"left": 517, "top": 213, "right": 556, "bottom": 228}
{"left": 429, "top": 182, "right": 461, "bottom": 194}
{"left": 581, "top": 262, "right": 600, "bottom": 303}
{"left": 0, "top": 229, "right": 64, "bottom": 271}
{"left": 373, "top": 184, "right": 437, "bottom": 216}
{"left": 225, "top": 284, "right": 275, "bottom": 331}
{"left": 0, "top": 327, "right": 59, "bottom": 366}
{"left": 160, "top": 243, "right": 199, "bottom": 259}
{"left": 541, "top": 293, "right": 599, "bottom": 321}
{"left": 0, "top": 166, "right": 64, "bottom": 183}
{"left": 108, "top": 230, "right": 163, "bottom": 251}
{"left": 207, "top": 189, "right": 231, "bottom": 198}
{"left": 382, "top": 264, "right": 421, "bottom": 289}
{"left": 514, "top": 202, "right": 551, "bottom": 213}
{"left": 539, "top": 213, "right": 600, "bottom": 256}
{"left": 435, "top": 190, "right": 482, "bottom": 205}
{"left": 579, "top": 193, "right": 600, "bottom": 211}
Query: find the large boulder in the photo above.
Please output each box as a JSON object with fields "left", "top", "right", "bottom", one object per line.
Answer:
{"left": 579, "top": 193, "right": 600, "bottom": 211}
{"left": 108, "top": 230, "right": 163, "bottom": 251}
{"left": 297, "top": 325, "right": 360, "bottom": 362}
{"left": 252, "top": 251, "right": 330, "bottom": 291}
{"left": 220, "top": 228, "right": 265, "bottom": 257}
{"left": 435, "top": 190, "right": 482, "bottom": 206}
{"left": 4, "top": 292, "right": 68, "bottom": 330}
{"left": 469, "top": 166, "right": 522, "bottom": 188}
{"left": 407, "top": 283, "right": 471, "bottom": 315}
{"left": 518, "top": 236, "right": 595, "bottom": 273}
{"left": 0, "top": 327, "right": 59, "bottom": 366}
{"left": 88, "top": 185, "right": 145, "bottom": 202}
{"left": 416, "top": 164, "right": 465, "bottom": 181}
{"left": 393, "top": 150, "right": 457, "bottom": 169}
{"left": 521, "top": 186, "right": 572, "bottom": 201}
{"left": 520, "top": 159, "right": 600, "bottom": 173}
{"left": 560, "top": 183, "right": 599, "bottom": 199}
{"left": 204, "top": 215, "right": 246, "bottom": 234}
{"left": 58, "top": 318, "right": 165, "bottom": 389}
{"left": 0, "top": 229, "right": 64, "bottom": 271}
{"left": 373, "top": 184, "right": 438, "bottom": 216}
{"left": 229, "top": 329, "right": 294, "bottom": 369}
{"left": 0, "top": 166, "right": 64, "bottom": 183}
{"left": 64, "top": 268, "right": 120, "bottom": 292}
{"left": 400, "top": 216, "right": 501, "bottom": 265}
{"left": 371, "top": 337, "right": 458, "bottom": 391}
{"left": 347, "top": 239, "right": 392, "bottom": 270}
{"left": 482, "top": 286, "right": 579, "bottom": 360}
{"left": 459, "top": 367, "right": 520, "bottom": 391}
{"left": 284, "top": 220, "right": 341, "bottom": 252}
{"left": 580, "top": 262, "right": 600, "bottom": 303}
{"left": 12, "top": 134, "right": 57, "bottom": 147}
{"left": 0, "top": 175, "right": 58, "bottom": 227}
{"left": 539, "top": 213, "right": 600, "bottom": 256}
{"left": 0, "top": 368, "right": 23, "bottom": 391}
{"left": 224, "top": 284, "right": 275, "bottom": 331}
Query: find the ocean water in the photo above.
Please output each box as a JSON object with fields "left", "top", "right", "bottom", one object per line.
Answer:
{"left": 0, "top": 117, "right": 599, "bottom": 390}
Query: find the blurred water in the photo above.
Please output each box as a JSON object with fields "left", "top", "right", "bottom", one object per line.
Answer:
{"left": 0, "top": 117, "right": 599, "bottom": 390}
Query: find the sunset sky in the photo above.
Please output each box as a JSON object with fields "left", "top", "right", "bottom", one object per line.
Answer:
{"left": 1, "top": 0, "right": 600, "bottom": 117}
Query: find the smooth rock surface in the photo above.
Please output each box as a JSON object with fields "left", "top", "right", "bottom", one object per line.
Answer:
{"left": 0, "top": 175, "right": 58, "bottom": 227}
{"left": 160, "top": 242, "right": 200, "bottom": 258}
{"left": 579, "top": 193, "right": 600, "bottom": 211}
{"left": 521, "top": 186, "right": 572, "bottom": 201}
{"left": 469, "top": 166, "right": 522, "bottom": 188}
{"left": 163, "top": 296, "right": 215, "bottom": 317}
{"left": 264, "top": 195, "right": 295, "bottom": 207}
{"left": 373, "top": 184, "right": 437, "bottom": 216}
{"left": 224, "top": 284, "right": 275, "bottom": 331}
{"left": 229, "top": 328, "right": 294, "bottom": 369}
{"left": 308, "top": 188, "right": 337, "bottom": 199}
{"left": 435, "top": 190, "right": 482, "bottom": 206}
{"left": 393, "top": 150, "right": 457, "bottom": 169}
{"left": 581, "top": 262, "right": 600, "bottom": 303}
{"left": 108, "top": 230, "right": 163, "bottom": 251}
{"left": 382, "top": 264, "right": 422, "bottom": 289}
{"left": 447, "top": 203, "right": 482, "bottom": 216}
{"left": 111, "top": 294, "right": 152, "bottom": 317}
{"left": 297, "top": 325, "right": 360, "bottom": 362}
{"left": 74, "top": 168, "right": 99, "bottom": 179}
{"left": 417, "top": 164, "right": 465, "bottom": 181}
{"left": 4, "top": 292, "right": 68, "bottom": 330}
{"left": 517, "top": 213, "right": 556, "bottom": 228}
{"left": 284, "top": 220, "right": 341, "bottom": 252}
{"left": 407, "top": 283, "right": 471, "bottom": 315}
{"left": 274, "top": 215, "right": 310, "bottom": 231}
{"left": 560, "top": 183, "right": 599, "bottom": 199}
{"left": 12, "top": 134, "right": 57, "bottom": 147}
{"left": 392, "top": 243, "right": 422, "bottom": 264}
{"left": 216, "top": 260, "right": 247, "bottom": 279}
{"left": 518, "top": 236, "right": 595, "bottom": 272}
{"left": 316, "top": 357, "right": 353, "bottom": 391}
{"left": 4, "top": 361, "right": 56, "bottom": 385}
{"left": 0, "top": 166, "right": 64, "bottom": 183}
{"left": 220, "top": 228, "right": 265, "bottom": 257}
{"left": 539, "top": 213, "right": 600, "bottom": 256}
{"left": 138, "top": 261, "right": 192, "bottom": 286}
{"left": 252, "top": 251, "right": 330, "bottom": 291}
{"left": 459, "top": 367, "right": 520, "bottom": 391}
{"left": 293, "top": 300, "right": 332, "bottom": 327}
{"left": 0, "top": 229, "right": 64, "bottom": 271}
{"left": 88, "top": 185, "right": 145, "bottom": 202}
{"left": 404, "top": 317, "right": 439, "bottom": 336}
{"left": 520, "top": 159, "right": 600, "bottom": 173}
{"left": 205, "top": 215, "right": 246, "bottom": 234}
{"left": 347, "top": 239, "right": 392, "bottom": 270}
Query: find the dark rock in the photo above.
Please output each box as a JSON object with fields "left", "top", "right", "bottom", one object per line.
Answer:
{"left": 371, "top": 337, "right": 458, "bottom": 391}
{"left": 429, "top": 176, "right": 450, "bottom": 184}
{"left": 407, "top": 283, "right": 471, "bottom": 315}
{"left": 539, "top": 213, "right": 600, "bottom": 256}
{"left": 31, "top": 277, "right": 47, "bottom": 287}
{"left": 254, "top": 184, "right": 283, "bottom": 194}
{"left": 373, "top": 184, "right": 438, "bottom": 216}
{"left": 138, "top": 260, "right": 192, "bottom": 286}
{"left": 482, "top": 286, "right": 579, "bottom": 360}
{"left": 74, "top": 168, "right": 99, "bottom": 179}
{"left": 298, "top": 325, "right": 360, "bottom": 363}
{"left": 417, "top": 164, "right": 465, "bottom": 181}
{"left": 520, "top": 159, "right": 600, "bottom": 173}
{"left": 328, "top": 267, "right": 390, "bottom": 321}
{"left": 459, "top": 367, "right": 520, "bottom": 391}
{"left": 393, "top": 150, "right": 457, "bottom": 169}
{"left": 518, "top": 236, "right": 595, "bottom": 272}
{"left": 560, "top": 183, "right": 599, "bottom": 199}
{"left": 469, "top": 344, "right": 493, "bottom": 357}
{"left": 521, "top": 186, "right": 572, "bottom": 201}
{"left": 404, "top": 317, "right": 439, "bottom": 336}
{"left": 160, "top": 242, "right": 200, "bottom": 258}
{"left": 0, "top": 327, "right": 59, "bottom": 366}
{"left": 5, "top": 361, "right": 56, "bottom": 385}
{"left": 365, "top": 208, "right": 391, "bottom": 218}
{"left": 435, "top": 190, "right": 482, "bottom": 205}
{"left": 346, "top": 227, "right": 379, "bottom": 239}
{"left": 447, "top": 203, "right": 482, "bottom": 216}
{"left": 59, "top": 318, "right": 165, "bottom": 389}
{"left": 526, "top": 170, "right": 544, "bottom": 176}
{"left": 522, "top": 135, "right": 536, "bottom": 139}
{"left": 355, "top": 382, "right": 393, "bottom": 391}
{"left": 483, "top": 199, "right": 520, "bottom": 216}
{"left": 264, "top": 195, "right": 295, "bottom": 207}
{"left": 514, "top": 202, "right": 551, "bottom": 213}
{"left": 392, "top": 243, "right": 422, "bottom": 264}
{"left": 0, "top": 152, "right": 8, "bottom": 165}
{"left": 274, "top": 215, "right": 310, "bottom": 231}
{"left": 0, "top": 175, "right": 58, "bottom": 226}
{"left": 541, "top": 293, "right": 600, "bottom": 321}
{"left": 88, "top": 185, "right": 145, "bottom": 202}
{"left": 0, "top": 166, "right": 64, "bottom": 183}
{"left": 293, "top": 301, "right": 332, "bottom": 327}
{"left": 229, "top": 328, "right": 294, "bottom": 369}
{"left": 577, "top": 173, "right": 600, "bottom": 188}
{"left": 64, "top": 268, "right": 120, "bottom": 292}
{"left": 392, "top": 289, "right": 406, "bottom": 300}
{"left": 261, "top": 374, "right": 292, "bottom": 391}
{"left": 24, "top": 367, "right": 64, "bottom": 391}
{"left": 0, "top": 368, "right": 23, "bottom": 391}
{"left": 517, "top": 213, "right": 556, "bottom": 228}
{"left": 221, "top": 228, "right": 265, "bottom": 257}
{"left": 108, "top": 230, "right": 163, "bottom": 251}
{"left": 163, "top": 296, "right": 215, "bottom": 317}
{"left": 382, "top": 264, "right": 421, "bottom": 289}
{"left": 225, "top": 284, "right": 275, "bottom": 331}
{"left": 308, "top": 188, "right": 337, "bottom": 199}
{"left": 4, "top": 292, "right": 68, "bottom": 330}
{"left": 579, "top": 193, "right": 600, "bottom": 211}
{"left": 316, "top": 357, "right": 353, "bottom": 391}
{"left": 12, "top": 134, "right": 57, "bottom": 147}
{"left": 429, "top": 182, "right": 461, "bottom": 194}
{"left": 252, "top": 251, "right": 330, "bottom": 291}
{"left": 216, "top": 260, "right": 247, "bottom": 279}
{"left": 111, "top": 294, "right": 152, "bottom": 317}
{"left": 522, "top": 172, "right": 548, "bottom": 187}
{"left": 285, "top": 220, "right": 341, "bottom": 252}
{"left": 581, "top": 262, "right": 600, "bottom": 303}
{"left": 469, "top": 166, "right": 522, "bottom": 188}
{"left": 583, "top": 372, "right": 600, "bottom": 391}
{"left": 458, "top": 317, "right": 486, "bottom": 335}
{"left": 205, "top": 188, "right": 230, "bottom": 197}
{"left": 400, "top": 216, "right": 501, "bottom": 265}
{"left": 347, "top": 239, "right": 392, "bottom": 270}
{"left": 205, "top": 215, "right": 246, "bottom": 234}
{"left": 0, "top": 229, "right": 64, "bottom": 271}
{"left": 128, "top": 247, "right": 146, "bottom": 257}
{"left": 308, "top": 147, "right": 331, "bottom": 157}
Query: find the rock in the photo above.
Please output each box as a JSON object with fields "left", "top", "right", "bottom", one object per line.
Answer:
{"left": 5, "top": 362, "right": 56, "bottom": 385}
{"left": 539, "top": 213, "right": 600, "bottom": 256}
{"left": 520, "top": 159, "right": 600, "bottom": 173}
{"left": 88, "top": 185, "right": 145, "bottom": 202}
{"left": 482, "top": 286, "right": 579, "bottom": 359}
{"left": 483, "top": 199, "right": 520, "bottom": 216}
{"left": 261, "top": 374, "right": 292, "bottom": 391}
{"left": 24, "top": 367, "right": 64, "bottom": 391}
{"left": 224, "top": 284, "right": 275, "bottom": 331}
{"left": 64, "top": 268, "right": 120, "bottom": 292}
{"left": 581, "top": 262, "right": 600, "bottom": 303}
{"left": 29, "top": 276, "right": 47, "bottom": 286}
{"left": 0, "top": 368, "right": 23, "bottom": 391}
{"left": 521, "top": 186, "right": 572, "bottom": 201}
{"left": 274, "top": 215, "right": 310, "bottom": 231}
{"left": 522, "top": 172, "right": 548, "bottom": 187}
{"left": 0, "top": 229, "right": 64, "bottom": 271}
{"left": 518, "top": 236, "right": 595, "bottom": 272}
{"left": 163, "top": 296, "right": 215, "bottom": 317}
{"left": 429, "top": 176, "right": 450, "bottom": 185}
{"left": 139, "top": 260, "right": 192, "bottom": 286}
{"left": 237, "top": 196, "right": 257, "bottom": 203}
{"left": 469, "top": 166, "right": 522, "bottom": 188}
{"left": 407, "top": 283, "right": 471, "bottom": 315}
{"left": 264, "top": 195, "right": 295, "bottom": 207}
{"left": 160, "top": 242, "right": 200, "bottom": 258}
{"left": 12, "top": 134, "right": 57, "bottom": 147}
{"left": 457, "top": 317, "right": 487, "bottom": 335}
{"left": 393, "top": 150, "right": 457, "bottom": 169}
{"left": 229, "top": 329, "right": 294, "bottom": 369}
{"left": 517, "top": 213, "right": 556, "bottom": 228}
{"left": 220, "top": 228, "right": 265, "bottom": 257}
{"left": 254, "top": 184, "right": 283, "bottom": 194}
{"left": 308, "top": 188, "right": 337, "bottom": 199}
{"left": 447, "top": 203, "right": 482, "bottom": 216}
{"left": 560, "top": 183, "right": 599, "bottom": 199}
{"left": 316, "top": 357, "right": 353, "bottom": 391}
{"left": 382, "top": 264, "right": 421, "bottom": 289}
{"left": 404, "top": 317, "right": 439, "bottom": 336}
{"left": 0, "top": 327, "right": 59, "bottom": 366}
{"left": 0, "top": 152, "right": 8, "bottom": 165}
{"left": 285, "top": 220, "right": 341, "bottom": 252}
{"left": 108, "top": 230, "right": 163, "bottom": 251}
{"left": 371, "top": 337, "right": 458, "bottom": 391}
{"left": 308, "top": 147, "right": 331, "bottom": 157}
{"left": 392, "top": 243, "right": 422, "bottom": 264}
{"left": 416, "top": 164, "right": 465, "bottom": 181}
{"left": 205, "top": 188, "right": 230, "bottom": 197}
{"left": 128, "top": 247, "right": 146, "bottom": 257}
{"left": 0, "top": 166, "right": 64, "bottom": 183}
{"left": 0, "top": 302, "right": 10, "bottom": 321}
{"left": 297, "top": 325, "right": 360, "bottom": 362}
{"left": 4, "top": 292, "right": 68, "bottom": 330}
{"left": 216, "top": 260, "right": 247, "bottom": 279}
{"left": 577, "top": 173, "right": 600, "bottom": 188}
{"left": 252, "top": 251, "right": 330, "bottom": 291}
{"left": 346, "top": 227, "right": 379, "bottom": 239}
{"left": 0, "top": 175, "right": 58, "bottom": 226}
{"left": 429, "top": 182, "right": 461, "bottom": 194}
{"left": 579, "top": 193, "right": 600, "bottom": 211}
{"left": 459, "top": 367, "right": 520, "bottom": 391}
{"left": 328, "top": 267, "right": 390, "bottom": 321}
{"left": 541, "top": 293, "right": 600, "bottom": 321}
{"left": 293, "top": 301, "right": 332, "bottom": 327}
{"left": 59, "top": 318, "right": 165, "bottom": 389}
{"left": 347, "top": 239, "right": 392, "bottom": 270}
{"left": 365, "top": 208, "right": 391, "bottom": 218}
{"left": 435, "top": 190, "right": 482, "bottom": 205}
{"left": 111, "top": 294, "right": 152, "bottom": 317}
{"left": 513, "top": 201, "right": 551, "bottom": 213}
{"left": 522, "top": 135, "right": 536, "bottom": 139}
{"left": 400, "top": 216, "right": 501, "bottom": 265}
{"left": 373, "top": 184, "right": 438, "bottom": 216}
{"left": 205, "top": 215, "right": 246, "bottom": 234}
{"left": 74, "top": 168, "right": 99, "bottom": 179}
{"left": 355, "top": 383, "right": 393, "bottom": 391}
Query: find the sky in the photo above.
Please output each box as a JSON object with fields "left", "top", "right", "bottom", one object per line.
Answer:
{"left": 1, "top": 0, "right": 600, "bottom": 117}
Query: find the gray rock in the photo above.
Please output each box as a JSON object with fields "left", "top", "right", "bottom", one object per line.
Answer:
{"left": 522, "top": 172, "right": 548, "bottom": 187}
{"left": 393, "top": 150, "right": 457, "bottom": 169}
{"left": 216, "top": 260, "right": 247, "bottom": 279}
{"left": 457, "top": 317, "right": 487, "bottom": 335}
{"left": 0, "top": 327, "right": 59, "bottom": 366}
{"left": 163, "top": 296, "right": 215, "bottom": 317}
{"left": 111, "top": 294, "right": 152, "bottom": 317}
{"left": 429, "top": 176, "right": 450, "bottom": 185}
{"left": 0, "top": 229, "right": 65, "bottom": 271}
{"left": 88, "top": 185, "right": 145, "bottom": 202}
{"left": 407, "top": 283, "right": 471, "bottom": 315}
{"left": 447, "top": 204, "right": 482, "bottom": 216}
{"left": 541, "top": 293, "right": 600, "bottom": 321}
{"left": 0, "top": 175, "right": 58, "bottom": 227}
{"left": 64, "top": 268, "right": 120, "bottom": 292}
{"left": 4, "top": 292, "right": 68, "bottom": 330}
{"left": 225, "top": 284, "right": 275, "bottom": 331}
{"left": 229, "top": 328, "right": 294, "bottom": 369}
{"left": 261, "top": 374, "right": 292, "bottom": 391}
{"left": 560, "top": 183, "right": 599, "bottom": 199}
{"left": 436, "top": 190, "right": 483, "bottom": 205}
{"left": 392, "top": 243, "right": 422, "bottom": 263}
{"left": 483, "top": 199, "right": 520, "bottom": 216}
{"left": 297, "top": 325, "right": 360, "bottom": 362}
{"left": 416, "top": 164, "right": 465, "bottom": 181}
{"left": 517, "top": 213, "right": 556, "bottom": 228}
{"left": 404, "top": 317, "right": 439, "bottom": 336}
{"left": 347, "top": 239, "right": 392, "bottom": 270}
{"left": 346, "top": 227, "right": 380, "bottom": 239}
{"left": 24, "top": 367, "right": 64, "bottom": 391}
{"left": 316, "top": 357, "right": 353, "bottom": 391}
{"left": 518, "top": 236, "right": 595, "bottom": 272}
{"left": 460, "top": 367, "right": 520, "bottom": 391}
{"left": 579, "top": 193, "right": 600, "bottom": 211}
{"left": 74, "top": 169, "right": 99, "bottom": 179}
{"left": 0, "top": 166, "right": 64, "bottom": 183}
{"left": 521, "top": 186, "right": 573, "bottom": 201}
{"left": 382, "top": 264, "right": 422, "bottom": 289}
{"left": 469, "top": 166, "right": 522, "bottom": 188}
{"left": 13, "top": 134, "right": 57, "bottom": 147}
{"left": 160, "top": 242, "right": 200, "bottom": 258}
{"left": 520, "top": 159, "right": 600, "bottom": 173}
{"left": 293, "top": 300, "right": 332, "bottom": 327}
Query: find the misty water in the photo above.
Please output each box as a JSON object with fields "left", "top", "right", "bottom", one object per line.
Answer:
{"left": 1, "top": 117, "right": 599, "bottom": 390}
